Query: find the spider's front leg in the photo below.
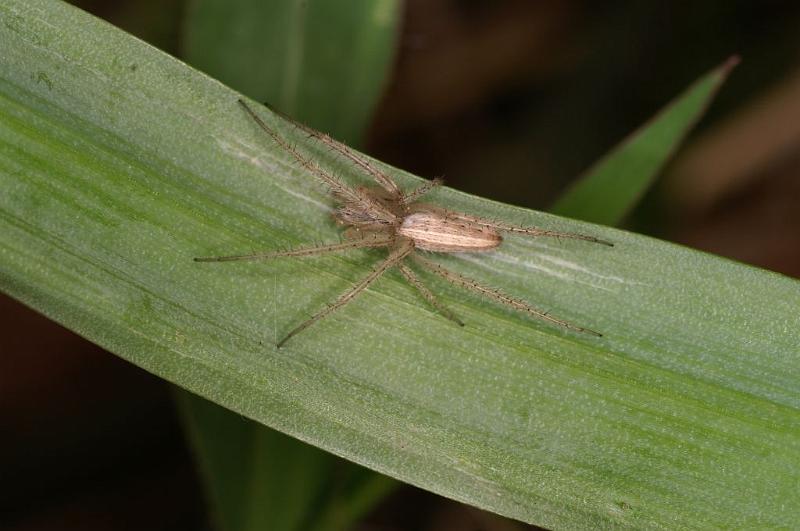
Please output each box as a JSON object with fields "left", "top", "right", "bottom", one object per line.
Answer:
{"left": 245, "top": 100, "right": 402, "bottom": 198}
{"left": 194, "top": 235, "right": 393, "bottom": 262}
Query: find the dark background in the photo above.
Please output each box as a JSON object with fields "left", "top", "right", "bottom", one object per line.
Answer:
{"left": 3, "top": 1, "right": 799, "bottom": 529}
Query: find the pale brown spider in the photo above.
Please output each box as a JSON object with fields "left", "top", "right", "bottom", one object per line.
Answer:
{"left": 195, "top": 100, "right": 612, "bottom": 348}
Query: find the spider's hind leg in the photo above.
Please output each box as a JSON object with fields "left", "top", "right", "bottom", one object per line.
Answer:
{"left": 450, "top": 212, "right": 613, "bottom": 247}
{"left": 413, "top": 255, "right": 602, "bottom": 337}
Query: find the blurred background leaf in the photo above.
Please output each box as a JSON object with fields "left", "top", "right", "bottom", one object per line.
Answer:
{"left": 184, "top": 0, "right": 398, "bottom": 145}
{"left": 551, "top": 57, "right": 738, "bottom": 225}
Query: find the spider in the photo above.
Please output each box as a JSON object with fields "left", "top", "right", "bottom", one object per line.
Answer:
{"left": 195, "top": 100, "right": 613, "bottom": 348}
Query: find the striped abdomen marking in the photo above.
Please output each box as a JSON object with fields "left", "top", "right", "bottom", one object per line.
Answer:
{"left": 399, "top": 212, "right": 502, "bottom": 252}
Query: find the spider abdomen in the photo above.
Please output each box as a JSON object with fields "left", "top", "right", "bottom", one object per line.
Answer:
{"left": 399, "top": 212, "right": 502, "bottom": 252}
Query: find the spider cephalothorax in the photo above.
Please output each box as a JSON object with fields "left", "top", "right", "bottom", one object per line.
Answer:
{"left": 195, "top": 100, "right": 612, "bottom": 347}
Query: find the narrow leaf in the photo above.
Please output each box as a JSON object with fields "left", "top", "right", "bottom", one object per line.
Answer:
{"left": 551, "top": 56, "right": 739, "bottom": 225}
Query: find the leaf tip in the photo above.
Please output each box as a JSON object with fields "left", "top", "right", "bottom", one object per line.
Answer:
{"left": 716, "top": 55, "right": 741, "bottom": 80}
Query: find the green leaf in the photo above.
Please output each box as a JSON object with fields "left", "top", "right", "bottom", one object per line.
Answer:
{"left": 551, "top": 57, "right": 739, "bottom": 225}
{"left": 183, "top": 0, "right": 399, "bottom": 145}
{"left": 1, "top": 2, "right": 798, "bottom": 529}
{"left": 181, "top": 2, "right": 401, "bottom": 530}
{"left": 176, "top": 392, "right": 396, "bottom": 531}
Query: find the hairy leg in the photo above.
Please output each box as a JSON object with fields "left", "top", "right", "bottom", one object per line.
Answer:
{"left": 413, "top": 255, "right": 602, "bottom": 336}
{"left": 194, "top": 236, "right": 392, "bottom": 262}
{"left": 237, "top": 99, "right": 396, "bottom": 224}
{"left": 251, "top": 101, "right": 401, "bottom": 197}
{"left": 397, "top": 262, "right": 464, "bottom": 326}
{"left": 446, "top": 211, "right": 613, "bottom": 246}
{"left": 403, "top": 177, "right": 443, "bottom": 205}
{"left": 277, "top": 239, "right": 415, "bottom": 348}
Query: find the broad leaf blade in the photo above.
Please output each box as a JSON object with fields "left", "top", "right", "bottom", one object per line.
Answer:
{"left": 1, "top": 3, "right": 799, "bottom": 530}
{"left": 551, "top": 57, "right": 739, "bottom": 225}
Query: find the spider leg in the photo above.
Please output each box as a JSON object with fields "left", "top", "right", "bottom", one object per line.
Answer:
{"left": 237, "top": 99, "right": 395, "bottom": 223}
{"left": 277, "top": 239, "right": 415, "bottom": 348}
{"left": 397, "top": 262, "right": 464, "bottom": 327}
{"left": 402, "top": 177, "right": 443, "bottom": 205}
{"left": 194, "top": 236, "right": 392, "bottom": 262}
{"left": 446, "top": 211, "right": 613, "bottom": 246}
{"left": 413, "top": 255, "right": 602, "bottom": 337}
{"left": 258, "top": 101, "right": 402, "bottom": 197}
